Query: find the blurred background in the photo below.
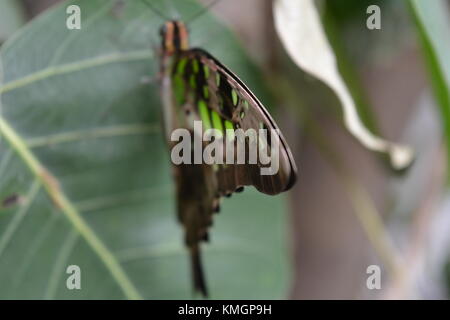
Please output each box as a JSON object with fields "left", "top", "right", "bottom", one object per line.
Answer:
{"left": 208, "top": 0, "right": 450, "bottom": 299}
{"left": 1, "top": 0, "right": 449, "bottom": 299}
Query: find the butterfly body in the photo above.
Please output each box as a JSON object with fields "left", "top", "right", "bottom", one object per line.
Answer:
{"left": 158, "top": 20, "right": 297, "bottom": 296}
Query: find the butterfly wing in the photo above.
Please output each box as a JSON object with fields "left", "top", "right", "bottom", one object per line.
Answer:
{"left": 160, "top": 47, "right": 297, "bottom": 296}
{"left": 182, "top": 48, "right": 297, "bottom": 196}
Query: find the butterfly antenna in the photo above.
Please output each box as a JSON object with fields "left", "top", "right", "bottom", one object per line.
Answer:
{"left": 186, "top": 0, "right": 221, "bottom": 24}
{"left": 140, "top": 0, "right": 170, "bottom": 21}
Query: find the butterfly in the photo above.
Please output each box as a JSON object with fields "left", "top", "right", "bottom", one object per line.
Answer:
{"left": 156, "top": 14, "right": 297, "bottom": 296}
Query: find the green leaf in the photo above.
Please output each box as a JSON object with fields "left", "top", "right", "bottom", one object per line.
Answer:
{"left": 0, "top": 0, "right": 289, "bottom": 299}
{"left": 409, "top": 0, "right": 450, "bottom": 183}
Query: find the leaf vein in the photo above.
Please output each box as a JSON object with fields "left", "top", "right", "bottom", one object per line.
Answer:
{"left": 27, "top": 123, "right": 159, "bottom": 148}
{"left": 0, "top": 50, "right": 152, "bottom": 95}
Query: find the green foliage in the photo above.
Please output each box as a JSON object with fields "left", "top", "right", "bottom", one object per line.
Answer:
{"left": 0, "top": 0, "right": 289, "bottom": 299}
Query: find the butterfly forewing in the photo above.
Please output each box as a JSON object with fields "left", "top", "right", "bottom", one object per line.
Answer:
{"left": 172, "top": 49, "right": 297, "bottom": 196}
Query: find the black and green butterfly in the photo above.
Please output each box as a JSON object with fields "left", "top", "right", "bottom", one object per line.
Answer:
{"left": 156, "top": 14, "right": 297, "bottom": 296}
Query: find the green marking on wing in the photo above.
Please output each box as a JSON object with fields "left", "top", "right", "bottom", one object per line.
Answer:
{"left": 243, "top": 100, "right": 249, "bottom": 110}
{"left": 192, "top": 59, "right": 199, "bottom": 73}
{"left": 231, "top": 90, "right": 238, "bottom": 106}
{"left": 203, "top": 86, "right": 209, "bottom": 99}
{"left": 177, "top": 58, "right": 188, "bottom": 75}
{"left": 203, "top": 65, "right": 210, "bottom": 79}
{"left": 172, "top": 75, "right": 185, "bottom": 105}
{"left": 211, "top": 111, "right": 224, "bottom": 137}
{"left": 198, "top": 100, "right": 212, "bottom": 130}
{"left": 189, "top": 74, "right": 196, "bottom": 89}
{"left": 216, "top": 73, "right": 221, "bottom": 87}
